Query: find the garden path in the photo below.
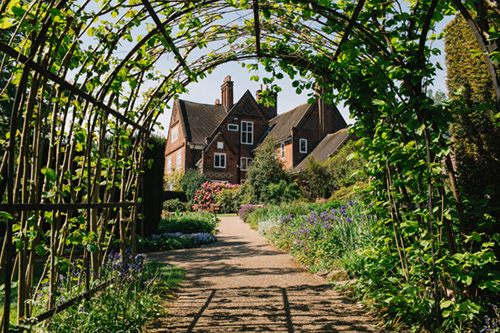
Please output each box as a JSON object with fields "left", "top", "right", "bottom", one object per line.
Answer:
{"left": 148, "top": 215, "right": 379, "bottom": 332}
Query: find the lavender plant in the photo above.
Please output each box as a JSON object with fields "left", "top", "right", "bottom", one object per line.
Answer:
{"left": 265, "top": 201, "right": 376, "bottom": 272}
{"left": 481, "top": 305, "right": 500, "bottom": 333}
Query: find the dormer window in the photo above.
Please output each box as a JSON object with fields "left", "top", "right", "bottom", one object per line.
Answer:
{"left": 299, "top": 139, "right": 308, "bottom": 153}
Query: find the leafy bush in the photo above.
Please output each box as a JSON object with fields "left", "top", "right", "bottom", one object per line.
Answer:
{"left": 297, "top": 140, "right": 367, "bottom": 202}
{"left": 216, "top": 187, "right": 242, "bottom": 213}
{"left": 180, "top": 169, "right": 208, "bottom": 202}
{"left": 244, "top": 137, "right": 299, "bottom": 204}
{"left": 157, "top": 212, "right": 217, "bottom": 234}
{"left": 49, "top": 252, "right": 174, "bottom": 332}
{"left": 163, "top": 198, "right": 190, "bottom": 212}
{"left": 140, "top": 232, "right": 216, "bottom": 251}
{"left": 266, "top": 179, "right": 301, "bottom": 205}
{"left": 193, "top": 182, "right": 240, "bottom": 211}
{"left": 329, "top": 181, "right": 368, "bottom": 202}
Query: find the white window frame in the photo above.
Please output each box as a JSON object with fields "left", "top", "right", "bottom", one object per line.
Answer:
{"left": 167, "top": 156, "right": 172, "bottom": 173}
{"left": 228, "top": 124, "right": 239, "bottom": 131}
{"left": 240, "top": 157, "right": 253, "bottom": 171}
{"left": 171, "top": 126, "right": 178, "bottom": 143}
{"left": 241, "top": 121, "right": 254, "bottom": 145}
{"left": 281, "top": 143, "right": 285, "bottom": 159}
{"left": 212, "top": 180, "right": 228, "bottom": 184}
{"left": 214, "top": 153, "right": 226, "bottom": 168}
{"left": 176, "top": 151, "right": 182, "bottom": 169}
{"left": 217, "top": 142, "right": 224, "bottom": 149}
{"left": 299, "top": 138, "right": 308, "bottom": 153}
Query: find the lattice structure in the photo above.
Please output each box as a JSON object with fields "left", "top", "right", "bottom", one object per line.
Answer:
{"left": 0, "top": 0, "right": 498, "bottom": 331}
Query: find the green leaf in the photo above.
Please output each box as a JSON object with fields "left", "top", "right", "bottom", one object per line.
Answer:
{"left": 86, "top": 244, "right": 98, "bottom": 253}
{"left": 416, "top": 124, "right": 425, "bottom": 136}
{"left": 440, "top": 300, "right": 454, "bottom": 309}
{"left": 346, "top": 152, "right": 358, "bottom": 161}
{"left": 42, "top": 167, "right": 57, "bottom": 182}
{"left": 0, "top": 211, "right": 14, "bottom": 220}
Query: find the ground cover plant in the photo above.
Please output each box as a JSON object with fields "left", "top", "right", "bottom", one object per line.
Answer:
{"left": 12, "top": 250, "right": 183, "bottom": 332}
{"left": 138, "top": 212, "right": 218, "bottom": 251}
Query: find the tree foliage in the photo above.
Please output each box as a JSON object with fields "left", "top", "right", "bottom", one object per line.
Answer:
{"left": 297, "top": 140, "right": 367, "bottom": 201}
{"left": 445, "top": 14, "right": 500, "bottom": 225}
{"left": 244, "top": 136, "right": 300, "bottom": 204}
{"left": 180, "top": 169, "right": 209, "bottom": 203}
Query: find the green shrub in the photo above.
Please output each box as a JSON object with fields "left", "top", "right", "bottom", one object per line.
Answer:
{"left": 157, "top": 212, "right": 217, "bottom": 234}
{"left": 216, "top": 187, "right": 242, "bottom": 213}
{"left": 163, "top": 199, "right": 190, "bottom": 212}
{"left": 180, "top": 169, "right": 208, "bottom": 202}
{"left": 139, "top": 234, "right": 194, "bottom": 251}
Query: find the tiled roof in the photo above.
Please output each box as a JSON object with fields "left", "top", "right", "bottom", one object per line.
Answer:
{"left": 295, "top": 128, "right": 351, "bottom": 170}
{"left": 267, "top": 103, "right": 311, "bottom": 141}
{"left": 179, "top": 100, "right": 227, "bottom": 145}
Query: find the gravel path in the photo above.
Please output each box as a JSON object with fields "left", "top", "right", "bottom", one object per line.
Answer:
{"left": 148, "top": 216, "right": 379, "bottom": 332}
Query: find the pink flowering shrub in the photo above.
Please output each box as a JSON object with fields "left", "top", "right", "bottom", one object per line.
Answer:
{"left": 193, "top": 182, "right": 240, "bottom": 211}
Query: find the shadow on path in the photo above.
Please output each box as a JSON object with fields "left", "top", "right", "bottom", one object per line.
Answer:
{"left": 148, "top": 216, "right": 378, "bottom": 332}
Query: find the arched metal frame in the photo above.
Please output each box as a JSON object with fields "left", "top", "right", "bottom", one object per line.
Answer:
{"left": 0, "top": 0, "right": 498, "bottom": 330}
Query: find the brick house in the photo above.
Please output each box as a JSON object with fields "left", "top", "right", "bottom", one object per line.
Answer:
{"left": 164, "top": 76, "right": 348, "bottom": 184}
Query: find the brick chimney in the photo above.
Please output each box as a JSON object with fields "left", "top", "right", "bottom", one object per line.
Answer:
{"left": 221, "top": 76, "right": 234, "bottom": 110}
{"left": 256, "top": 84, "right": 277, "bottom": 119}
{"left": 315, "top": 82, "right": 326, "bottom": 136}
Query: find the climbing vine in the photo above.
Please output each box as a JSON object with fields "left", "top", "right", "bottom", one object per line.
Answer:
{"left": 1, "top": 0, "right": 499, "bottom": 331}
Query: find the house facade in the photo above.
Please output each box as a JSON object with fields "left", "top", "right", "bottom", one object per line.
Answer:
{"left": 164, "top": 76, "right": 348, "bottom": 184}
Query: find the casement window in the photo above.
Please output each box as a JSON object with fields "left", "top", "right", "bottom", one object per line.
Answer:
{"left": 176, "top": 151, "right": 182, "bottom": 169}
{"left": 217, "top": 142, "right": 224, "bottom": 149}
{"left": 281, "top": 143, "right": 285, "bottom": 159}
{"left": 214, "top": 153, "right": 226, "bottom": 168}
{"left": 240, "top": 157, "right": 253, "bottom": 171}
{"left": 171, "top": 126, "right": 178, "bottom": 142}
{"left": 299, "top": 138, "right": 308, "bottom": 153}
{"left": 228, "top": 124, "right": 239, "bottom": 131}
{"left": 241, "top": 121, "right": 254, "bottom": 144}
{"left": 167, "top": 156, "right": 172, "bottom": 173}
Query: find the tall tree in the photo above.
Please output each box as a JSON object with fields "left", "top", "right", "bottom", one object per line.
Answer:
{"left": 244, "top": 136, "right": 299, "bottom": 204}
{"left": 445, "top": 14, "right": 500, "bottom": 224}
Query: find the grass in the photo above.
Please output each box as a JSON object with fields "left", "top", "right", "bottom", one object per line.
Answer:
{"left": 216, "top": 213, "right": 237, "bottom": 217}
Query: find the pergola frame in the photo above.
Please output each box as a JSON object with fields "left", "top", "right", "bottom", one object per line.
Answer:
{"left": 1, "top": 0, "right": 499, "bottom": 331}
